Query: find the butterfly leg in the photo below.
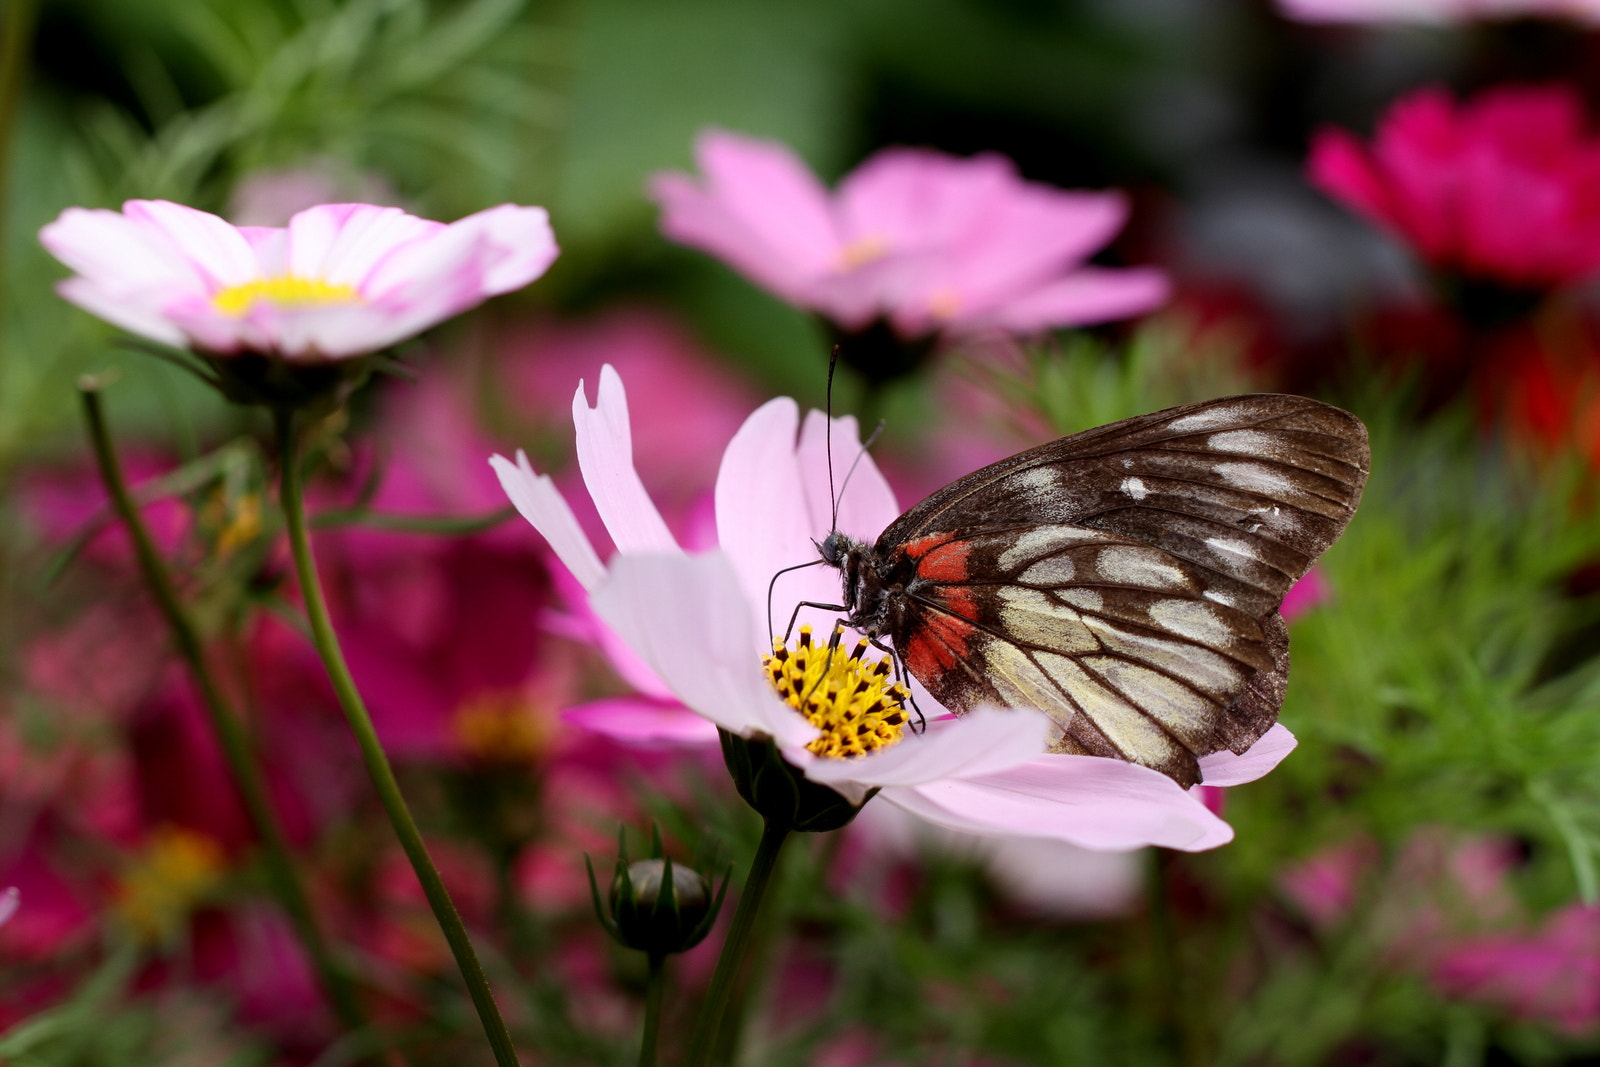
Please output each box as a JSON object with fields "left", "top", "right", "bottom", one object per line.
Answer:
{"left": 781, "top": 600, "right": 849, "bottom": 643}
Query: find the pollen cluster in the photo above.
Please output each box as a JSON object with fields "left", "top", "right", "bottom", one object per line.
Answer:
{"left": 114, "top": 826, "right": 226, "bottom": 943}
{"left": 212, "top": 275, "right": 360, "bottom": 316}
{"left": 764, "top": 625, "right": 911, "bottom": 759}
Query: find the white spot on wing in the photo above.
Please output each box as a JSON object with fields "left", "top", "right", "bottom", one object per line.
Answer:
{"left": 1205, "top": 536, "right": 1260, "bottom": 563}
{"left": 1095, "top": 547, "right": 1191, "bottom": 591}
{"left": 997, "top": 527, "right": 1106, "bottom": 570}
{"left": 1216, "top": 462, "right": 1296, "bottom": 496}
{"left": 1121, "top": 476, "right": 1149, "bottom": 500}
{"left": 1202, "top": 589, "right": 1235, "bottom": 607}
{"left": 1165, "top": 409, "right": 1235, "bottom": 434}
{"left": 1206, "top": 430, "right": 1282, "bottom": 457}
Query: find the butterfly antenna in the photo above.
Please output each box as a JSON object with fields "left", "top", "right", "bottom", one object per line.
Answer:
{"left": 826, "top": 345, "right": 840, "bottom": 533}
{"left": 834, "top": 419, "right": 885, "bottom": 519}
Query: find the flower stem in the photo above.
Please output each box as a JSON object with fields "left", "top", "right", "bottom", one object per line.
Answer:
{"left": 639, "top": 952, "right": 666, "bottom": 1067}
{"left": 273, "top": 407, "right": 520, "bottom": 1067}
{"left": 685, "top": 818, "right": 792, "bottom": 1067}
{"left": 78, "top": 384, "right": 372, "bottom": 1041}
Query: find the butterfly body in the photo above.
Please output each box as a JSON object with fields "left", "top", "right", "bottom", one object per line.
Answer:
{"left": 823, "top": 394, "right": 1369, "bottom": 787}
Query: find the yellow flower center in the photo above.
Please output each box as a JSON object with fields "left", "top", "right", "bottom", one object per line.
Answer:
{"left": 837, "top": 235, "right": 891, "bottom": 272}
{"left": 764, "top": 625, "right": 911, "bottom": 759}
{"left": 114, "top": 826, "right": 226, "bottom": 943}
{"left": 212, "top": 276, "right": 360, "bottom": 316}
{"left": 452, "top": 690, "right": 551, "bottom": 764}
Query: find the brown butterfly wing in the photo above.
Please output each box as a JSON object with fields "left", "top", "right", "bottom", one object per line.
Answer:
{"left": 874, "top": 395, "right": 1367, "bottom": 786}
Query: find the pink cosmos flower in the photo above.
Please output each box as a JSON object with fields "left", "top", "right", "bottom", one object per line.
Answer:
{"left": 1308, "top": 85, "right": 1600, "bottom": 290}
{"left": 650, "top": 130, "right": 1169, "bottom": 341}
{"left": 39, "top": 200, "right": 558, "bottom": 360}
{"left": 491, "top": 367, "right": 1295, "bottom": 852}
{"left": 1279, "top": 0, "right": 1600, "bottom": 23}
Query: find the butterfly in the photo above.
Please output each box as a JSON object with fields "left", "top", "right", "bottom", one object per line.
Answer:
{"left": 816, "top": 394, "right": 1370, "bottom": 788}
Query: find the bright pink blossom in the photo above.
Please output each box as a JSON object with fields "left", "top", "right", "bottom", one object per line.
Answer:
{"left": 1279, "top": 0, "right": 1600, "bottom": 23}
{"left": 1308, "top": 85, "right": 1600, "bottom": 289}
{"left": 492, "top": 367, "right": 1294, "bottom": 851}
{"left": 650, "top": 130, "right": 1169, "bottom": 340}
{"left": 39, "top": 200, "right": 557, "bottom": 359}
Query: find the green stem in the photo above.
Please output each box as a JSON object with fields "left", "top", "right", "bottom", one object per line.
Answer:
{"left": 686, "top": 819, "right": 791, "bottom": 1067}
{"left": 79, "top": 385, "right": 372, "bottom": 1041}
{"left": 639, "top": 952, "right": 666, "bottom": 1067}
{"left": 274, "top": 406, "right": 520, "bottom": 1067}
{"left": 0, "top": 0, "right": 36, "bottom": 383}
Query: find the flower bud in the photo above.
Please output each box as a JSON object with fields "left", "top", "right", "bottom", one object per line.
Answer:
{"left": 587, "top": 829, "right": 727, "bottom": 956}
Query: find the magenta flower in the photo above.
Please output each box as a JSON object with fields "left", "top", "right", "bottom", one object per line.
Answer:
{"left": 1278, "top": 0, "right": 1600, "bottom": 23}
{"left": 1308, "top": 85, "right": 1600, "bottom": 290}
{"left": 649, "top": 130, "right": 1169, "bottom": 342}
{"left": 39, "top": 200, "right": 558, "bottom": 360}
{"left": 492, "top": 367, "right": 1294, "bottom": 851}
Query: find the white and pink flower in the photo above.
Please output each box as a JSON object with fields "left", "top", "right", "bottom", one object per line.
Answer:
{"left": 39, "top": 200, "right": 558, "bottom": 360}
{"left": 649, "top": 130, "right": 1169, "bottom": 341}
{"left": 1278, "top": 0, "right": 1600, "bottom": 23}
{"left": 491, "top": 367, "right": 1294, "bottom": 852}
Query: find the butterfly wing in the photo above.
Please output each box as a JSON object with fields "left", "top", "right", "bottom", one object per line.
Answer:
{"left": 876, "top": 394, "right": 1368, "bottom": 786}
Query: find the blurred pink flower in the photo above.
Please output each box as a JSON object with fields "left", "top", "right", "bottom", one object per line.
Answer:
{"left": 1281, "top": 568, "right": 1333, "bottom": 621}
{"left": 39, "top": 200, "right": 557, "bottom": 360}
{"left": 1434, "top": 902, "right": 1600, "bottom": 1032}
{"left": 1279, "top": 0, "right": 1600, "bottom": 23}
{"left": 492, "top": 367, "right": 1293, "bottom": 851}
{"left": 650, "top": 130, "right": 1168, "bottom": 340}
{"left": 1308, "top": 85, "right": 1600, "bottom": 289}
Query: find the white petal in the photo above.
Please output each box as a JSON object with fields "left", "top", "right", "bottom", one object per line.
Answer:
{"left": 122, "top": 200, "right": 258, "bottom": 288}
{"left": 55, "top": 278, "right": 188, "bottom": 347}
{"left": 589, "top": 551, "right": 817, "bottom": 747}
{"left": 715, "top": 396, "right": 836, "bottom": 633}
{"left": 798, "top": 705, "right": 1050, "bottom": 790}
{"left": 795, "top": 408, "right": 900, "bottom": 545}
{"left": 574, "top": 366, "right": 680, "bottom": 555}
{"left": 1196, "top": 723, "right": 1298, "bottom": 787}
{"left": 881, "top": 754, "right": 1236, "bottom": 852}
{"left": 490, "top": 451, "right": 605, "bottom": 590}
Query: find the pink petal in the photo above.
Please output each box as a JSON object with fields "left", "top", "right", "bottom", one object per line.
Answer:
{"left": 442, "top": 204, "right": 559, "bottom": 294}
{"left": 285, "top": 203, "right": 439, "bottom": 286}
{"left": 589, "top": 550, "right": 816, "bottom": 746}
{"left": 1195, "top": 723, "right": 1298, "bottom": 787}
{"left": 883, "top": 754, "right": 1235, "bottom": 851}
{"left": 122, "top": 199, "right": 259, "bottom": 288}
{"left": 715, "top": 396, "right": 820, "bottom": 630}
{"left": 562, "top": 697, "right": 721, "bottom": 746}
{"left": 39, "top": 206, "right": 207, "bottom": 293}
{"left": 55, "top": 277, "right": 188, "bottom": 347}
{"left": 797, "top": 706, "right": 1051, "bottom": 790}
{"left": 966, "top": 266, "right": 1171, "bottom": 334}
{"left": 574, "top": 365, "right": 679, "bottom": 555}
{"left": 490, "top": 451, "right": 605, "bottom": 590}
{"left": 795, "top": 409, "right": 901, "bottom": 546}
{"left": 652, "top": 129, "right": 842, "bottom": 292}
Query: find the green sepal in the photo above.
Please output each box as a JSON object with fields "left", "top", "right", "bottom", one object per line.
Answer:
{"left": 719, "top": 729, "right": 876, "bottom": 833}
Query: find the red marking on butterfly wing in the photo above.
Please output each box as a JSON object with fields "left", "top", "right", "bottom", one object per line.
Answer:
{"left": 904, "top": 609, "right": 976, "bottom": 680}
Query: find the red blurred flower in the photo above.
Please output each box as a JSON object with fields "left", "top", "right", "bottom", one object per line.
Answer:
{"left": 1309, "top": 84, "right": 1600, "bottom": 290}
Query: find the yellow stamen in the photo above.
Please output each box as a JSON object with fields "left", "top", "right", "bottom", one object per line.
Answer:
{"left": 452, "top": 690, "right": 552, "bottom": 764}
{"left": 837, "top": 235, "right": 891, "bottom": 272}
{"left": 764, "top": 625, "right": 911, "bottom": 759}
{"left": 114, "top": 826, "right": 226, "bottom": 943}
{"left": 212, "top": 276, "right": 359, "bottom": 316}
